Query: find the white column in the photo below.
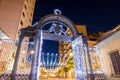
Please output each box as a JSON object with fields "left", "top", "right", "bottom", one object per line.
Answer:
{"left": 72, "top": 36, "right": 87, "bottom": 80}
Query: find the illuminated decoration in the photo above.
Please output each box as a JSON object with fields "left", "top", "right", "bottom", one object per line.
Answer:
{"left": 22, "top": 50, "right": 26, "bottom": 54}
{"left": 27, "top": 43, "right": 35, "bottom": 63}
{"left": 47, "top": 23, "right": 67, "bottom": 36}
{"left": 54, "top": 9, "right": 62, "bottom": 15}
{"left": 31, "top": 50, "right": 34, "bottom": 54}
{"left": 27, "top": 47, "right": 72, "bottom": 73}
{"left": 94, "top": 47, "right": 106, "bottom": 79}
{"left": 41, "top": 52, "right": 71, "bottom": 73}
{"left": 72, "top": 36, "right": 87, "bottom": 80}
{"left": 10, "top": 9, "right": 94, "bottom": 80}
{"left": 0, "top": 39, "right": 17, "bottom": 74}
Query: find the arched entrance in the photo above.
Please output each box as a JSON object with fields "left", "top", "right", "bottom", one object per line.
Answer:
{"left": 11, "top": 10, "right": 93, "bottom": 80}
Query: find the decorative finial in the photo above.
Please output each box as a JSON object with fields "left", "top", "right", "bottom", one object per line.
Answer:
{"left": 54, "top": 9, "right": 62, "bottom": 15}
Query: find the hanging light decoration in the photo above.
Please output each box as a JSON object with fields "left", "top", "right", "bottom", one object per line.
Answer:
{"left": 40, "top": 52, "right": 72, "bottom": 73}
{"left": 27, "top": 47, "right": 72, "bottom": 73}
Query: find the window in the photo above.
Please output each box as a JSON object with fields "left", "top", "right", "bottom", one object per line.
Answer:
{"left": 110, "top": 51, "right": 120, "bottom": 75}
{"left": 20, "top": 20, "right": 23, "bottom": 26}
{"left": 24, "top": 4, "right": 27, "bottom": 10}
{"left": 30, "top": 13, "right": 32, "bottom": 16}
{"left": 26, "top": 0, "right": 28, "bottom": 3}
{"left": 22, "top": 12, "right": 25, "bottom": 17}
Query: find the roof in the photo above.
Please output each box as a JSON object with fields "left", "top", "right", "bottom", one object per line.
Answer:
{"left": 98, "top": 25, "right": 120, "bottom": 41}
{"left": 94, "top": 25, "right": 120, "bottom": 47}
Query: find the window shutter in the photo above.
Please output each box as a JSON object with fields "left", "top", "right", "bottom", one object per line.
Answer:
{"left": 110, "top": 51, "right": 120, "bottom": 75}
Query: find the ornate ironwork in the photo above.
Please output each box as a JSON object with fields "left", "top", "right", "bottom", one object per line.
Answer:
{"left": 47, "top": 23, "right": 66, "bottom": 36}
{"left": 10, "top": 10, "right": 94, "bottom": 80}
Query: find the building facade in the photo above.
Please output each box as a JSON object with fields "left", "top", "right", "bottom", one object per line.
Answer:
{"left": 94, "top": 25, "right": 120, "bottom": 80}
{"left": 0, "top": 0, "right": 36, "bottom": 40}
{"left": 0, "top": 0, "right": 36, "bottom": 75}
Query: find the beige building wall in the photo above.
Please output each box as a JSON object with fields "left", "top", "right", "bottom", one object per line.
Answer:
{"left": 0, "top": 0, "right": 36, "bottom": 40}
{"left": 95, "top": 28, "right": 120, "bottom": 80}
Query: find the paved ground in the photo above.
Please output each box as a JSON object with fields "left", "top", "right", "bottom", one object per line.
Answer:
{"left": 40, "top": 78, "right": 75, "bottom": 80}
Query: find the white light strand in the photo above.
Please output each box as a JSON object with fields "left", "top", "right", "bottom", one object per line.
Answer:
{"left": 95, "top": 47, "right": 106, "bottom": 79}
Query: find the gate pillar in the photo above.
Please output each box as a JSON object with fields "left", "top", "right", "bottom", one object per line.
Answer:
{"left": 72, "top": 36, "right": 87, "bottom": 80}
{"left": 11, "top": 33, "right": 24, "bottom": 80}
{"left": 30, "top": 30, "right": 42, "bottom": 80}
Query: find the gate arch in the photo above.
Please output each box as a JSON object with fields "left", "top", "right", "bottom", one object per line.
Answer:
{"left": 36, "top": 14, "right": 79, "bottom": 38}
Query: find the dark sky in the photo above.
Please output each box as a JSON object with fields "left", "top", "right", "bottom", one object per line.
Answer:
{"left": 33, "top": 0, "right": 120, "bottom": 33}
{"left": 32, "top": 0, "right": 120, "bottom": 53}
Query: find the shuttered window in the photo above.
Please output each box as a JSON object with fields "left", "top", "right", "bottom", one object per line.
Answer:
{"left": 110, "top": 51, "right": 120, "bottom": 75}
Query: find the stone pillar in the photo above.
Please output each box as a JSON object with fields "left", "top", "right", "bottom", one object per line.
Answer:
{"left": 30, "top": 30, "right": 42, "bottom": 80}
{"left": 83, "top": 37, "right": 94, "bottom": 80}
{"left": 11, "top": 35, "right": 24, "bottom": 80}
{"left": 72, "top": 36, "right": 87, "bottom": 80}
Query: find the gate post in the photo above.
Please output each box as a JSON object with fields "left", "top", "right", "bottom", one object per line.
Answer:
{"left": 11, "top": 33, "right": 24, "bottom": 80}
{"left": 30, "top": 30, "right": 42, "bottom": 80}
{"left": 83, "top": 37, "right": 94, "bottom": 80}
{"left": 72, "top": 36, "right": 87, "bottom": 80}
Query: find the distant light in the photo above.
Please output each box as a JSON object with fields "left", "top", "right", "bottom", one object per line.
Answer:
{"left": 22, "top": 50, "right": 26, "bottom": 54}
{"left": 70, "top": 52, "right": 73, "bottom": 57}
{"left": 31, "top": 50, "right": 34, "bottom": 54}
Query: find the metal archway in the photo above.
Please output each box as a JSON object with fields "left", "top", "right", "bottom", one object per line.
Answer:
{"left": 11, "top": 10, "right": 93, "bottom": 80}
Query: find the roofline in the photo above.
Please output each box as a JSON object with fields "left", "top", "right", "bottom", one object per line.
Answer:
{"left": 94, "top": 29, "right": 120, "bottom": 47}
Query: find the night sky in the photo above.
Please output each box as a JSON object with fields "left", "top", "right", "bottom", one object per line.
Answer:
{"left": 32, "top": 0, "right": 120, "bottom": 53}
{"left": 33, "top": 0, "right": 120, "bottom": 33}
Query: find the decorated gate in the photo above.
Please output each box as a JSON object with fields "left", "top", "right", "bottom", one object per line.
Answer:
{"left": 10, "top": 10, "right": 94, "bottom": 80}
